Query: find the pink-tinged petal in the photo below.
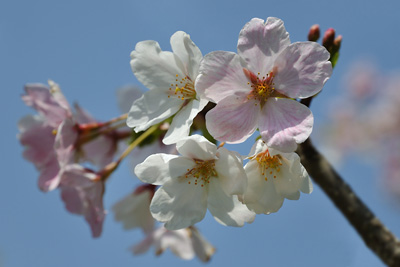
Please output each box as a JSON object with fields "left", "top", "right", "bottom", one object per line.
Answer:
{"left": 131, "top": 40, "right": 185, "bottom": 91}
{"left": 18, "top": 115, "right": 55, "bottom": 168}
{"left": 207, "top": 178, "right": 255, "bottom": 227}
{"left": 206, "top": 96, "right": 260, "bottom": 144}
{"left": 273, "top": 42, "right": 332, "bottom": 98}
{"left": 163, "top": 98, "right": 208, "bottom": 145}
{"left": 175, "top": 135, "right": 217, "bottom": 161}
{"left": 150, "top": 179, "right": 208, "bottom": 230}
{"left": 214, "top": 147, "right": 247, "bottom": 195}
{"left": 116, "top": 86, "right": 143, "bottom": 113}
{"left": 237, "top": 17, "right": 290, "bottom": 75}
{"left": 22, "top": 83, "right": 71, "bottom": 127}
{"left": 54, "top": 118, "right": 79, "bottom": 166}
{"left": 81, "top": 135, "right": 116, "bottom": 168}
{"left": 37, "top": 157, "right": 61, "bottom": 191}
{"left": 60, "top": 164, "right": 105, "bottom": 238}
{"left": 170, "top": 31, "right": 203, "bottom": 79}
{"left": 127, "top": 89, "right": 182, "bottom": 132}
{"left": 48, "top": 80, "right": 71, "bottom": 114}
{"left": 134, "top": 153, "right": 180, "bottom": 185}
{"left": 260, "top": 98, "right": 313, "bottom": 152}
{"left": 195, "top": 51, "right": 250, "bottom": 103}
{"left": 73, "top": 103, "right": 96, "bottom": 124}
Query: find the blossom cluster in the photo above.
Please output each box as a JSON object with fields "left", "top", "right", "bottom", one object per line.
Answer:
{"left": 19, "top": 17, "right": 334, "bottom": 261}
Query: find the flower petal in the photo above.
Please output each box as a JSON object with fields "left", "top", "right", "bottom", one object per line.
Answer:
{"left": 175, "top": 135, "right": 217, "bottom": 161}
{"left": 243, "top": 160, "right": 284, "bottom": 214}
{"left": 170, "top": 31, "right": 203, "bottom": 79}
{"left": 273, "top": 42, "right": 332, "bottom": 98}
{"left": 134, "top": 153, "right": 179, "bottom": 185}
{"left": 273, "top": 157, "right": 301, "bottom": 200}
{"left": 150, "top": 179, "right": 208, "bottom": 230}
{"left": 127, "top": 89, "right": 182, "bottom": 132}
{"left": 214, "top": 147, "right": 247, "bottom": 195}
{"left": 237, "top": 17, "right": 290, "bottom": 75}
{"left": 130, "top": 40, "right": 185, "bottom": 91}
{"left": 163, "top": 98, "right": 208, "bottom": 145}
{"left": 207, "top": 178, "right": 255, "bottom": 227}
{"left": 195, "top": 51, "right": 250, "bottom": 103}
{"left": 206, "top": 96, "right": 260, "bottom": 143}
{"left": 260, "top": 98, "right": 313, "bottom": 152}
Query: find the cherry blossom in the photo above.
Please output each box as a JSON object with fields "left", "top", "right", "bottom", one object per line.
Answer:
{"left": 133, "top": 226, "right": 215, "bottom": 262}
{"left": 19, "top": 81, "right": 127, "bottom": 190}
{"left": 127, "top": 31, "right": 208, "bottom": 145}
{"left": 196, "top": 17, "right": 332, "bottom": 152}
{"left": 241, "top": 140, "right": 313, "bottom": 214}
{"left": 134, "top": 135, "right": 255, "bottom": 230}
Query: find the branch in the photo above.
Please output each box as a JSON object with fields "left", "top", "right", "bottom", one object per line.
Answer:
{"left": 297, "top": 138, "right": 400, "bottom": 266}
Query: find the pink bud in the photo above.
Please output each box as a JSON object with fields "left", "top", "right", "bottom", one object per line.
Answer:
{"left": 322, "top": 28, "right": 336, "bottom": 50}
{"left": 307, "top": 24, "right": 320, "bottom": 42}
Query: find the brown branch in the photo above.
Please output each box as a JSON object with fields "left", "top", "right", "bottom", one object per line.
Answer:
{"left": 297, "top": 138, "right": 400, "bottom": 266}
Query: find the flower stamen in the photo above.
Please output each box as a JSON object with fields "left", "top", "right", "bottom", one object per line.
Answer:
{"left": 250, "top": 150, "right": 282, "bottom": 181}
{"left": 168, "top": 74, "right": 196, "bottom": 100}
{"left": 182, "top": 159, "right": 217, "bottom": 187}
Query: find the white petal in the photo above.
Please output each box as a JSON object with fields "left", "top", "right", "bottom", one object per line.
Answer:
{"left": 207, "top": 178, "right": 255, "bottom": 227}
{"left": 190, "top": 227, "right": 216, "bottom": 262}
{"left": 134, "top": 153, "right": 179, "bottom": 185}
{"left": 130, "top": 40, "right": 185, "bottom": 91}
{"left": 155, "top": 228, "right": 195, "bottom": 260}
{"left": 259, "top": 98, "right": 313, "bottom": 153}
{"left": 150, "top": 179, "right": 208, "bottom": 230}
{"left": 237, "top": 17, "right": 290, "bottom": 75}
{"left": 170, "top": 31, "right": 203, "bottom": 79}
{"left": 214, "top": 147, "right": 247, "bottom": 195}
{"left": 273, "top": 42, "right": 332, "bottom": 98}
{"left": 127, "top": 90, "right": 182, "bottom": 132}
{"left": 163, "top": 98, "right": 208, "bottom": 145}
{"left": 116, "top": 86, "right": 143, "bottom": 114}
{"left": 273, "top": 157, "right": 301, "bottom": 200}
{"left": 195, "top": 51, "right": 251, "bottom": 103}
{"left": 243, "top": 160, "right": 284, "bottom": 214}
{"left": 175, "top": 135, "right": 217, "bottom": 160}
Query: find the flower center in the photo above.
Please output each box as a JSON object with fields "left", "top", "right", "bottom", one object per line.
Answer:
{"left": 243, "top": 68, "right": 286, "bottom": 106}
{"left": 253, "top": 150, "right": 282, "bottom": 181}
{"left": 168, "top": 74, "right": 196, "bottom": 100}
{"left": 183, "top": 159, "right": 217, "bottom": 187}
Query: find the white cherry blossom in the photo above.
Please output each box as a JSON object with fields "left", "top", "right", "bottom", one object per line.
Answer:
{"left": 241, "top": 140, "right": 313, "bottom": 214}
{"left": 134, "top": 135, "right": 255, "bottom": 230}
{"left": 127, "top": 31, "right": 208, "bottom": 145}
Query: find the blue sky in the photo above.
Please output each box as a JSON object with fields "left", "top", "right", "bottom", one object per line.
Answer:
{"left": 1, "top": 0, "right": 400, "bottom": 266}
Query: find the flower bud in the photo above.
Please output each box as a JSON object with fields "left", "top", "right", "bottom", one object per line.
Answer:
{"left": 322, "top": 28, "right": 336, "bottom": 51}
{"left": 307, "top": 24, "right": 320, "bottom": 42}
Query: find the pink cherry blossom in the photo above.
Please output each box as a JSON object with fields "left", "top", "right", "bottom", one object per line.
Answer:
{"left": 196, "top": 17, "right": 332, "bottom": 152}
{"left": 59, "top": 164, "right": 106, "bottom": 238}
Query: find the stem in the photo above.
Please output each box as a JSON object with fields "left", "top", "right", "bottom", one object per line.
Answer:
{"left": 101, "top": 124, "right": 159, "bottom": 180}
{"left": 296, "top": 138, "right": 400, "bottom": 266}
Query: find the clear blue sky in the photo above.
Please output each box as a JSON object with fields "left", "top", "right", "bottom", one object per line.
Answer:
{"left": 1, "top": 0, "right": 400, "bottom": 266}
